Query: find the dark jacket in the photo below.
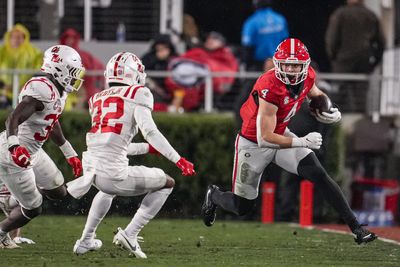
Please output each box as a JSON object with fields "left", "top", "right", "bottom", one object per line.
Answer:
{"left": 325, "top": 3, "right": 385, "bottom": 73}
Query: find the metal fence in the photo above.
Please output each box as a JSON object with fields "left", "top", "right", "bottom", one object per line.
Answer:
{"left": 0, "top": 68, "right": 394, "bottom": 115}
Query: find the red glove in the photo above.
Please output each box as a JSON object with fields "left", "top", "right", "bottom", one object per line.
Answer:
{"left": 9, "top": 145, "right": 31, "bottom": 168}
{"left": 176, "top": 157, "right": 196, "bottom": 176}
{"left": 148, "top": 144, "right": 160, "bottom": 155}
{"left": 67, "top": 157, "right": 83, "bottom": 177}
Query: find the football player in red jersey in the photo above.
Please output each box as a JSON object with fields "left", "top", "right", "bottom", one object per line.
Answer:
{"left": 202, "top": 38, "right": 377, "bottom": 245}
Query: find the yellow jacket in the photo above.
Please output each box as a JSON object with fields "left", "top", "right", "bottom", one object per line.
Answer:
{"left": 0, "top": 24, "right": 43, "bottom": 92}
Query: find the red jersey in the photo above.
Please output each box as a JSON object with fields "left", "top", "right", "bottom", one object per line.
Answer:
{"left": 240, "top": 67, "right": 316, "bottom": 142}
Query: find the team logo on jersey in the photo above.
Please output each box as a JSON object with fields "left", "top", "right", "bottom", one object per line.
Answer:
{"left": 53, "top": 99, "right": 62, "bottom": 112}
{"left": 284, "top": 96, "right": 289, "bottom": 105}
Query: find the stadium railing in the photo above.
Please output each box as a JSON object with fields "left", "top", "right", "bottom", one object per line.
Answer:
{"left": 0, "top": 68, "right": 394, "bottom": 115}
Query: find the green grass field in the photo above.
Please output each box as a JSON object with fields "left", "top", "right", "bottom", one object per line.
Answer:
{"left": 0, "top": 216, "right": 398, "bottom": 267}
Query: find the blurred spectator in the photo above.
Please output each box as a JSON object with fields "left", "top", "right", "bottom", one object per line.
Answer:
{"left": 142, "top": 34, "right": 178, "bottom": 111}
{"left": 60, "top": 28, "right": 104, "bottom": 110}
{"left": 241, "top": 0, "right": 289, "bottom": 71}
{"left": 182, "top": 14, "right": 201, "bottom": 49}
{"left": 325, "top": 0, "right": 385, "bottom": 73}
{"left": 325, "top": 0, "right": 385, "bottom": 112}
{"left": 0, "top": 24, "right": 42, "bottom": 108}
{"left": 166, "top": 31, "right": 239, "bottom": 112}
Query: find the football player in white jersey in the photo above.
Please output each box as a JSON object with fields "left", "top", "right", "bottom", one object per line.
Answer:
{"left": 0, "top": 45, "right": 84, "bottom": 247}
{"left": 68, "top": 52, "right": 196, "bottom": 258}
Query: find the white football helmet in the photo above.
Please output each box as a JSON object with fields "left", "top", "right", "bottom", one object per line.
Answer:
{"left": 104, "top": 52, "right": 146, "bottom": 86}
{"left": 41, "top": 45, "right": 85, "bottom": 93}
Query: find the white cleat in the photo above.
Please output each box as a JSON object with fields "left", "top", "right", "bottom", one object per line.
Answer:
{"left": 73, "top": 239, "right": 102, "bottom": 255}
{"left": 113, "top": 227, "right": 147, "bottom": 259}
{"left": 14, "top": 236, "right": 35, "bottom": 244}
{"left": 0, "top": 234, "right": 20, "bottom": 249}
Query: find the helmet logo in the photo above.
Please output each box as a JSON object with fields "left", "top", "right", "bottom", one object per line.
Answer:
{"left": 51, "top": 46, "right": 60, "bottom": 53}
{"left": 51, "top": 54, "right": 61, "bottom": 63}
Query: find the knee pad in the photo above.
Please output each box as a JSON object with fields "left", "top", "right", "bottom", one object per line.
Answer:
{"left": 234, "top": 195, "right": 255, "bottom": 216}
{"left": 21, "top": 206, "right": 42, "bottom": 220}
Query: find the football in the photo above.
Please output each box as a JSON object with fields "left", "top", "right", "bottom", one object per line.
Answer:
{"left": 309, "top": 94, "right": 332, "bottom": 115}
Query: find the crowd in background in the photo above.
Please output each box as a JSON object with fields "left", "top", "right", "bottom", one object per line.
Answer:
{"left": 0, "top": 0, "right": 385, "bottom": 115}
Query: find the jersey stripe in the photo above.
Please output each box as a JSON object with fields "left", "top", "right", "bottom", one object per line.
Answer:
{"left": 290, "top": 38, "right": 295, "bottom": 55}
{"left": 123, "top": 85, "right": 134, "bottom": 97}
{"left": 231, "top": 134, "right": 240, "bottom": 192}
{"left": 113, "top": 52, "right": 125, "bottom": 77}
{"left": 130, "top": 85, "right": 144, "bottom": 99}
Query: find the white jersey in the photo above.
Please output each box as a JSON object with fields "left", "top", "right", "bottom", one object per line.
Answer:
{"left": 17, "top": 76, "right": 67, "bottom": 154}
{"left": 0, "top": 76, "right": 66, "bottom": 173}
{"left": 86, "top": 85, "right": 153, "bottom": 176}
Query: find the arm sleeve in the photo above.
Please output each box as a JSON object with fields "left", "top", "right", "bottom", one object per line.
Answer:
{"left": 127, "top": 143, "right": 149, "bottom": 156}
{"left": 134, "top": 105, "right": 180, "bottom": 163}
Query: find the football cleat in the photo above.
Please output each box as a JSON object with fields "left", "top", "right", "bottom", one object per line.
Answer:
{"left": 201, "top": 185, "right": 219, "bottom": 227}
{"left": 353, "top": 226, "right": 377, "bottom": 245}
{"left": 13, "top": 236, "right": 35, "bottom": 244}
{"left": 73, "top": 239, "right": 102, "bottom": 255}
{"left": 113, "top": 227, "right": 147, "bottom": 259}
{"left": 0, "top": 234, "right": 20, "bottom": 249}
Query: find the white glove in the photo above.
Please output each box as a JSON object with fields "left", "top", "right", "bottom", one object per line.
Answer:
{"left": 13, "top": 236, "right": 35, "bottom": 244}
{"left": 315, "top": 107, "right": 341, "bottom": 124}
{"left": 292, "top": 132, "right": 322, "bottom": 150}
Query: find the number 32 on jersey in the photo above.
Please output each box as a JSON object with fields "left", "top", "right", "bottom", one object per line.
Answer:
{"left": 89, "top": 96, "right": 124, "bottom": 134}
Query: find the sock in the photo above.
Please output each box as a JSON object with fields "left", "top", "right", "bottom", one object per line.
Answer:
{"left": 80, "top": 191, "right": 114, "bottom": 241}
{"left": 211, "top": 190, "right": 239, "bottom": 215}
{"left": 124, "top": 187, "right": 173, "bottom": 238}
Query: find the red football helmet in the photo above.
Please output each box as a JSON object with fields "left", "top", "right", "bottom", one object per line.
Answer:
{"left": 273, "top": 38, "right": 311, "bottom": 85}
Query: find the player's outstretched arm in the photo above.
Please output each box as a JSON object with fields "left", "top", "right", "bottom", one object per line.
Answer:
{"left": 257, "top": 97, "right": 322, "bottom": 150}
{"left": 6, "top": 96, "right": 44, "bottom": 168}
{"left": 127, "top": 143, "right": 159, "bottom": 156}
{"left": 134, "top": 105, "right": 195, "bottom": 176}
{"left": 50, "top": 122, "right": 82, "bottom": 177}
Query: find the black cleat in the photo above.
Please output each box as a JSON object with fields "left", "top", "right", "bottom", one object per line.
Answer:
{"left": 201, "top": 185, "right": 219, "bottom": 227}
{"left": 353, "top": 226, "right": 378, "bottom": 245}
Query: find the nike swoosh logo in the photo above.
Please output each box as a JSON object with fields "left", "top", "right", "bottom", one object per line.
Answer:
{"left": 121, "top": 234, "right": 136, "bottom": 251}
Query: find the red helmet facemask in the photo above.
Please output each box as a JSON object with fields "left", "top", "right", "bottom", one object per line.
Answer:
{"left": 273, "top": 38, "right": 311, "bottom": 85}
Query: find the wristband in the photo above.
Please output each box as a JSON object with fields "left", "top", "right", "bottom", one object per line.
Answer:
{"left": 7, "top": 135, "right": 19, "bottom": 149}
{"left": 291, "top": 138, "right": 304, "bottom": 148}
{"left": 59, "top": 140, "right": 78, "bottom": 158}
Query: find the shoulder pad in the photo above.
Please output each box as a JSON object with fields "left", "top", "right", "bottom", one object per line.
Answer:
{"left": 130, "top": 86, "right": 154, "bottom": 110}
{"left": 20, "top": 78, "right": 56, "bottom": 103}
